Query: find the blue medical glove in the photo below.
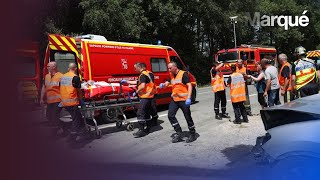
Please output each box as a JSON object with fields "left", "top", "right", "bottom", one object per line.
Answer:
{"left": 159, "top": 83, "right": 165, "bottom": 89}
{"left": 120, "top": 79, "right": 127, "bottom": 84}
{"left": 58, "top": 102, "right": 62, "bottom": 108}
{"left": 132, "top": 92, "right": 137, "bottom": 97}
{"left": 185, "top": 98, "right": 191, "bottom": 106}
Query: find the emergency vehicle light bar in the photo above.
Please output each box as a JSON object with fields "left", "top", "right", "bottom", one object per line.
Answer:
{"left": 75, "top": 34, "right": 107, "bottom": 41}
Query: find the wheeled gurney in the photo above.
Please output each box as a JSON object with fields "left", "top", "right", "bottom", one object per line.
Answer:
{"left": 80, "top": 83, "right": 140, "bottom": 138}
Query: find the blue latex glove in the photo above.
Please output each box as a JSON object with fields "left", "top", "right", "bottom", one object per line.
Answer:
{"left": 120, "top": 79, "right": 127, "bottom": 84}
{"left": 159, "top": 83, "right": 165, "bottom": 89}
{"left": 58, "top": 102, "right": 62, "bottom": 108}
{"left": 185, "top": 98, "right": 191, "bottom": 106}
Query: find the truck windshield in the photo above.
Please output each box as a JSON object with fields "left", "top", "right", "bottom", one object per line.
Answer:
{"left": 217, "top": 52, "right": 239, "bottom": 63}
{"left": 16, "top": 56, "right": 36, "bottom": 78}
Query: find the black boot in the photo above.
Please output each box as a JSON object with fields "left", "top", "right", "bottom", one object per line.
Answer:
{"left": 233, "top": 120, "right": 242, "bottom": 124}
{"left": 151, "top": 115, "right": 159, "bottom": 127}
{"left": 133, "top": 123, "right": 148, "bottom": 137}
{"left": 172, "top": 132, "right": 183, "bottom": 143}
{"left": 186, "top": 132, "right": 197, "bottom": 143}
{"left": 215, "top": 114, "right": 222, "bottom": 120}
{"left": 221, "top": 113, "right": 230, "bottom": 118}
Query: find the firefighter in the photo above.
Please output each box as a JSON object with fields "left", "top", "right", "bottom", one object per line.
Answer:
{"left": 120, "top": 62, "right": 158, "bottom": 137}
{"left": 210, "top": 61, "right": 230, "bottom": 120}
{"left": 291, "top": 46, "right": 319, "bottom": 97}
{"left": 236, "top": 59, "right": 253, "bottom": 116}
{"left": 228, "top": 64, "right": 249, "bottom": 124}
{"left": 60, "top": 63, "right": 85, "bottom": 141}
{"left": 278, "top": 53, "right": 295, "bottom": 103}
{"left": 159, "top": 62, "right": 197, "bottom": 143}
{"left": 40, "top": 62, "right": 64, "bottom": 135}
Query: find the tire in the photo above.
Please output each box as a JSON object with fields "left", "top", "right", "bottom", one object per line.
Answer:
{"left": 126, "top": 123, "right": 134, "bottom": 131}
{"left": 191, "top": 87, "right": 196, "bottom": 103}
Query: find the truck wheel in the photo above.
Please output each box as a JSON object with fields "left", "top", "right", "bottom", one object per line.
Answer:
{"left": 191, "top": 88, "right": 196, "bottom": 103}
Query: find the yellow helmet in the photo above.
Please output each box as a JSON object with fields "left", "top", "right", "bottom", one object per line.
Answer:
{"left": 294, "top": 46, "right": 307, "bottom": 55}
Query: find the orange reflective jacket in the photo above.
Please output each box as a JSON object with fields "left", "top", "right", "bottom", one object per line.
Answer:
{"left": 60, "top": 72, "right": 79, "bottom": 107}
{"left": 45, "top": 72, "right": 63, "bottom": 104}
{"left": 211, "top": 68, "right": 225, "bottom": 93}
{"left": 278, "top": 62, "right": 293, "bottom": 91}
{"left": 171, "top": 70, "right": 188, "bottom": 102}
{"left": 230, "top": 72, "right": 246, "bottom": 103}
{"left": 236, "top": 66, "right": 246, "bottom": 75}
{"left": 138, "top": 70, "right": 156, "bottom": 98}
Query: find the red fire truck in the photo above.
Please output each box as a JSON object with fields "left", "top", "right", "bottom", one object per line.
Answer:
{"left": 16, "top": 41, "right": 41, "bottom": 105}
{"left": 43, "top": 34, "right": 197, "bottom": 105}
{"left": 214, "top": 44, "right": 277, "bottom": 82}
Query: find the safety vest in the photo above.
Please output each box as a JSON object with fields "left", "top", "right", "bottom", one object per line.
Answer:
{"left": 60, "top": 72, "right": 79, "bottom": 107}
{"left": 236, "top": 66, "right": 246, "bottom": 75}
{"left": 171, "top": 70, "right": 188, "bottom": 102}
{"left": 230, "top": 72, "right": 246, "bottom": 103}
{"left": 278, "top": 62, "right": 293, "bottom": 91}
{"left": 138, "top": 70, "right": 156, "bottom": 99}
{"left": 294, "top": 58, "right": 317, "bottom": 90}
{"left": 45, "top": 72, "right": 63, "bottom": 104}
{"left": 211, "top": 68, "right": 225, "bottom": 93}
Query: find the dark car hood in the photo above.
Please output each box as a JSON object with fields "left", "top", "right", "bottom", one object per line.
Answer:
{"left": 260, "top": 94, "right": 320, "bottom": 130}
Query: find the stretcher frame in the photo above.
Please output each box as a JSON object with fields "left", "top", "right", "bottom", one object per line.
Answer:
{"left": 80, "top": 84, "right": 139, "bottom": 138}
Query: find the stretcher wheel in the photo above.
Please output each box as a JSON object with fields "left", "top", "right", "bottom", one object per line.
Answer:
{"left": 116, "top": 120, "right": 122, "bottom": 128}
{"left": 126, "top": 123, "right": 134, "bottom": 131}
{"left": 95, "top": 129, "right": 102, "bottom": 138}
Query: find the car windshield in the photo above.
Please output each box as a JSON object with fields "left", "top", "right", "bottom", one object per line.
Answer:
{"left": 16, "top": 56, "right": 36, "bottom": 78}
{"left": 217, "top": 52, "right": 239, "bottom": 63}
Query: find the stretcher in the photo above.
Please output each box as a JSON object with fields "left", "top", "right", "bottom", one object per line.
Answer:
{"left": 80, "top": 82, "right": 140, "bottom": 138}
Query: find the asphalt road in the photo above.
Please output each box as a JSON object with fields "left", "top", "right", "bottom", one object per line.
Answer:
{"left": 31, "top": 85, "right": 275, "bottom": 180}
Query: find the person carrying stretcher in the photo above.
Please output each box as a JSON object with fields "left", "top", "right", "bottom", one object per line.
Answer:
{"left": 120, "top": 62, "right": 159, "bottom": 138}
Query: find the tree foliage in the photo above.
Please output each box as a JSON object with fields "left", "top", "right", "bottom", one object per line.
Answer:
{"left": 38, "top": 0, "right": 320, "bottom": 85}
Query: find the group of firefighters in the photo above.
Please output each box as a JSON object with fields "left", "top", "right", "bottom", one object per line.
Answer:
{"left": 40, "top": 45, "right": 319, "bottom": 143}
{"left": 211, "top": 46, "right": 320, "bottom": 124}
{"left": 41, "top": 60, "right": 197, "bottom": 143}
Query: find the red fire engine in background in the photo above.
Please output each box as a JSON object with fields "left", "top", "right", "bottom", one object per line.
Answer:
{"left": 214, "top": 44, "right": 277, "bottom": 83}
{"left": 17, "top": 41, "right": 41, "bottom": 105}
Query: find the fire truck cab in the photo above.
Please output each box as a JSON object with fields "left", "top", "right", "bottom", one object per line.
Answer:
{"left": 43, "top": 34, "right": 197, "bottom": 105}
{"left": 214, "top": 44, "right": 277, "bottom": 82}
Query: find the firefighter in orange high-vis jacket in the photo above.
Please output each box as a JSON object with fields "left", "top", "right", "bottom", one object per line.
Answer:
{"left": 278, "top": 53, "right": 295, "bottom": 103}
{"left": 210, "top": 61, "right": 230, "bottom": 120}
{"left": 40, "top": 61, "right": 64, "bottom": 135}
{"left": 228, "top": 64, "right": 249, "bottom": 124}
{"left": 159, "top": 61, "right": 197, "bottom": 143}
{"left": 60, "top": 63, "right": 85, "bottom": 142}
{"left": 120, "top": 62, "right": 158, "bottom": 138}
{"left": 236, "top": 59, "right": 253, "bottom": 116}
